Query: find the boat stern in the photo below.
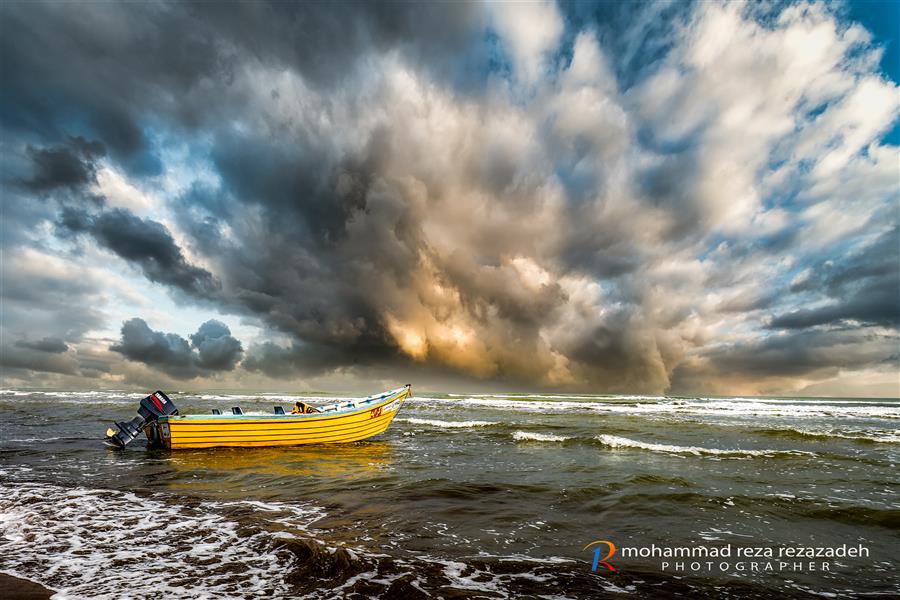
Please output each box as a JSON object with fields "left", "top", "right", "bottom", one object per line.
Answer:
{"left": 103, "top": 391, "right": 178, "bottom": 449}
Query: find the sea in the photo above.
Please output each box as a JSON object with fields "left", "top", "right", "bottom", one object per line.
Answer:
{"left": 1, "top": 389, "right": 897, "bottom": 599}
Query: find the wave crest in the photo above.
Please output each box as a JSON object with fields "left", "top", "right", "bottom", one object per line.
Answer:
{"left": 399, "top": 418, "right": 498, "bottom": 429}
{"left": 512, "top": 431, "right": 570, "bottom": 442}
{"left": 754, "top": 427, "right": 900, "bottom": 444}
{"left": 594, "top": 435, "right": 813, "bottom": 458}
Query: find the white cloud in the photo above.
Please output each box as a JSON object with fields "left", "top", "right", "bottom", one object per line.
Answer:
{"left": 490, "top": 0, "right": 564, "bottom": 86}
{"left": 93, "top": 165, "right": 157, "bottom": 213}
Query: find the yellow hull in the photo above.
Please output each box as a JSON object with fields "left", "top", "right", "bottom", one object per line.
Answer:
{"left": 154, "top": 387, "right": 409, "bottom": 450}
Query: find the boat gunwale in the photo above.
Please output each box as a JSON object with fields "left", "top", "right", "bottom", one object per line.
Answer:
{"left": 159, "top": 386, "right": 409, "bottom": 424}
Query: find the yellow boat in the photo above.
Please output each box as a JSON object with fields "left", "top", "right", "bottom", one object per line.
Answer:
{"left": 104, "top": 385, "right": 411, "bottom": 450}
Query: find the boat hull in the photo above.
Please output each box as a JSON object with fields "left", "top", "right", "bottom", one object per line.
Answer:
{"left": 153, "top": 387, "right": 409, "bottom": 450}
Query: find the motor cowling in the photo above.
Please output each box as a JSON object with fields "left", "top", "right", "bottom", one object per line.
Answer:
{"left": 104, "top": 391, "right": 178, "bottom": 449}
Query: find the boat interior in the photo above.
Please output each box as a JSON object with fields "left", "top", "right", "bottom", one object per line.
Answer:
{"left": 197, "top": 386, "right": 410, "bottom": 419}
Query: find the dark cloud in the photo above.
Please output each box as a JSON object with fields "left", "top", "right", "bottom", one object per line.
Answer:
{"left": 0, "top": 1, "right": 208, "bottom": 174}
{"left": 209, "top": 133, "right": 369, "bottom": 244}
{"left": 192, "top": 2, "right": 490, "bottom": 90}
{"left": 0, "top": 346, "right": 78, "bottom": 376}
{"left": 111, "top": 318, "right": 195, "bottom": 376}
{"left": 14, "top": 337, "right": 69, "bottom": 354}
{"left": 769, "top": 295, "right": 898, "bottom": 330}
{"left": 62, "top": 208, "right": 220, "bottom": 298}
{"left": 111, "top": 318, "right": 243, "bottom": 379}
{"left": 242, "top": 342, "right": 348, "bottom": 379}
{"left": 770, "top": 228, "right": 900, "bottom": 330}
{"left": 677, "top": 328, "right": 897, "bottom": 385}
{"left": 190, "top": 320, "right": 245, "bottom": 371}
{"left": 0, "top": 1, "right": 486, "bottom": 161}
{"left": 21, "top": 137, "right": 106, "bottom": 191}
{"left": 637, "top": 150, "right": 706, "bottom": 239}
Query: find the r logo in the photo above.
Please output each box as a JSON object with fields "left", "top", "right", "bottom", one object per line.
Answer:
{"left": 584, "top": 540, "right": 616, "bottom": 572}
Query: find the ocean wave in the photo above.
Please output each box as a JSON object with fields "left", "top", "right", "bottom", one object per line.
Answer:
{"left": 398, "top": 418, "right": 498, "bottom": 429}
{"left": 0, "top": 390, "right": 370, "bottom": 407}
{"left": 511, "top": 431, "right": 571, "bottom": 442}
{"left": 753, "top": 427, "right": 900, "bottom": 444}
{"left": 594, "top": 435, "right": 814, "bottom": 458}
{"left": 446, "top": 392, "right": 666, "bottom": 401}
{"left": 0, "top": 391, "right": 145, "bottom": 405}
{"left": 198, "top": 393, "right": 264, "bottom": 401}
{"left": 197, "top": 393, "right": 359, "bottom": 403}
{"left": 420, "top": 396, "right": 900, "bottom": 420}
{"left": 4, "top": 388, "right": 897, "bottom": 420}
{"left": 0, "top": 390, "right": 142, "bottom": 398}
{"left": 0, "top": 480, "right": 641, "bottom": 599}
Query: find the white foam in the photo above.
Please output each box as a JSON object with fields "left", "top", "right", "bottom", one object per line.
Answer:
{"left": 5, "top": 388, "right": 896, "bottom": 420}
{"left": 441, "top": 560, "right": 505, "bottom": 593}
{"left": 411, "top": 553, "right": 577, "bottom": 598}
{"left": 418, "top": 396, "right": 900, "bottom": 420}
{"left": 0, "top": 481, "right": 327, "bottom": 599}
{"left": 833, "top": 432, "right": 900, "bottom": 443}
{"left": 399, "top": 418, "right": 498, "bottom": 429}
{"left": 776, "top": 427, "right": 900, "bottom": 444}
{"left": 0, "top": 393, "right": 142, "bottom": 405}
{"left": 511, "top": 431, "right": 570, "bottom": 442}
{"left": 594, "top": 435, "right": 814, "bottom": 458}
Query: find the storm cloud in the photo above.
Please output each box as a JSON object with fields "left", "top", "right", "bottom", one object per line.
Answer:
{"left": 770, "top": 227, "right": 900, "bottom": 330}
{"left": 112, "top": 318, "right": 243, "bottom": 379}
{"left": 0, "top": 1, "right": 897, "bottom": 395}
{"left": 15, "top": 338, "right": 69, "bottom": 354}
{"left": 22, "top": 137, "right": 106, "bottom": 191}
{"left": 62, "top": 207, "right": 220, "bottom": 298}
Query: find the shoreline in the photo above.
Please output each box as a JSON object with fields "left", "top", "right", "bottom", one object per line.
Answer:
{"left": 0, "top": 573, "right": 54, "bottom": 600}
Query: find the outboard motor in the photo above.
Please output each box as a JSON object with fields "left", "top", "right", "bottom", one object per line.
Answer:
{"left": 104, "top": 391, "right": 178, "bottom": 449}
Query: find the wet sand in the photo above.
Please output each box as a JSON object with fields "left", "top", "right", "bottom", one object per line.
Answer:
{"left": 0, "top": 573, "right": 54, "bottom": 600}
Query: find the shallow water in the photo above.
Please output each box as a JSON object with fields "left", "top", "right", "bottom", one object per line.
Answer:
{"left": 1, "top": 389, "right": 898, "bottom": 598}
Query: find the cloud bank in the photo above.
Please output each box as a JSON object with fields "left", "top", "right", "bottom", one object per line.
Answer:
{"left": 1, "top": 1, "right": 897, "bottom": 395}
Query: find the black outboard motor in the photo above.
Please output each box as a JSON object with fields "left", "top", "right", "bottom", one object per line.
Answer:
{"left": 104, "top": 391, "right": 178, "bottom": 449}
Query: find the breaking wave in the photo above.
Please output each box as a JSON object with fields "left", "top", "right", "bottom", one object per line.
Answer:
{"left": 594, "top": 435, "right": 815, "bottom": 458}
{"left": 398, "top": 418, "right": 499, "bottom": 429}
{"left": 753, "top": 427, "right": 900, "bottom": 444}
{"left": 419, "top": 395, "right": 900, "bottom": 420}
{"left": 511, "top": 431, "right": 571, "bottom": 442}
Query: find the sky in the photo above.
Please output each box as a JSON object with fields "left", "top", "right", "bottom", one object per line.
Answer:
{"left": 0, "top": 0, "right": 898, "bottom": 396}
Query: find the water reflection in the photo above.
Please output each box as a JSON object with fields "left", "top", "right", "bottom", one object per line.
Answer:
{"left": 162, "top": 441, "right": 395, "bottom": 485}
